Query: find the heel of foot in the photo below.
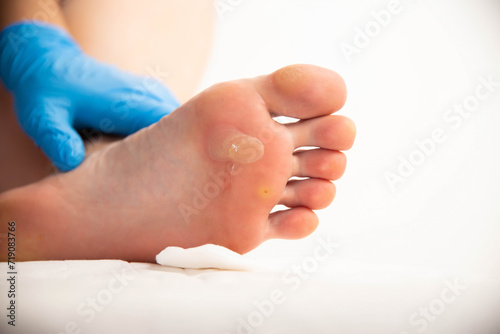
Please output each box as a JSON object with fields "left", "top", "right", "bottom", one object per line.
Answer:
{"left": 208, "top": 127, "right": 264, "bottom": 164}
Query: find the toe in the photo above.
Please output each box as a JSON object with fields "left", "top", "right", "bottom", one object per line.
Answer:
{"left": 255, "top": 64, "right": 347, "bottom": 119}
{"left": 279, "top": 179, "right": 336, "bottom": 210}
{"left": 267, "top": 207, "right": 319, "bottom": 240}
{"left": 288, "top": 115, "right": 356, "bottom": 150}
{"left": 293, "top": 149, "right": 347, "bottom": 180}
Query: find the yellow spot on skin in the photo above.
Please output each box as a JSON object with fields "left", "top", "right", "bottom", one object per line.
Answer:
{"left": 259, "top": 187, "right": 272, "bottom": 199}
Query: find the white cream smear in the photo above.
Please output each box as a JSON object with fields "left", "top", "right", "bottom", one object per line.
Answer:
{"left": 156, "top": 244, "right": 262, "bottom": 271}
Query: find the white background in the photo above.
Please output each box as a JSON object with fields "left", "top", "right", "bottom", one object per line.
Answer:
{"left": 200, "top": 0, "right": 500, "bottom": 276}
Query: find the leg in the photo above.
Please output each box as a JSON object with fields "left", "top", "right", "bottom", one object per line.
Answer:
{"left": 61, "top": 0, "right": 216, "bottom": 103}
{"left": 1, "top": 64, "right": 355, "bottom": 262}
{"left": 0, "top": 89, "right": 53, "bottom": 193}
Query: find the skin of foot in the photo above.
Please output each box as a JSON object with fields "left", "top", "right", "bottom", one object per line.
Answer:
{"left": 0, "top": 64, "right": 355, "bottom": 262}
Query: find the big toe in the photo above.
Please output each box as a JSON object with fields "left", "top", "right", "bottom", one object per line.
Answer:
{"left": 255, "top": 64, "right": 347, "bottom": 119}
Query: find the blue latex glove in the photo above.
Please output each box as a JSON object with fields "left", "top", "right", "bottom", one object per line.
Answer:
{"left": 0, "top": 21, "right": 180, "bottom": 171}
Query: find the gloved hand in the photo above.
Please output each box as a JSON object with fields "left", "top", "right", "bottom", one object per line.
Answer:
{"left": 0, "top": 21, "right": 180, "bottom": 171}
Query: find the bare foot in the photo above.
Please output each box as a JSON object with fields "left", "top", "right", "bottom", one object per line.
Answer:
{"left": 1, "top": 64, "right": 355, "bottom": 262}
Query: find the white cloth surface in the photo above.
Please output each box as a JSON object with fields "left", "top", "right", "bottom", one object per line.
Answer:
{"left": 1, "top": 260, "right": 499, "bottom": 334}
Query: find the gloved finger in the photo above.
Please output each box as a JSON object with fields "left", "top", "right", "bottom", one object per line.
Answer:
{"left": 126, "top": 102, "right": 174, "bottom": 134}
{"left": 134, "top": 74, "right": 180, "bottom": 106}
{"left": 72, "top": 60, "right": 180, "bottom": 134}
{"left": 75, "top": 90, "right": 178, "bottom": 135}
{"left": 18, "top": 99, "right": 85, "bottom": 171}
{"left": 107, "top": 64, "right": 180, "bottom": 106}
{"left": 75, "top": 58, "right": 181, "bottom": 108}
{"left": 40, "top": 126, "right": 86, "bottom": 172}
